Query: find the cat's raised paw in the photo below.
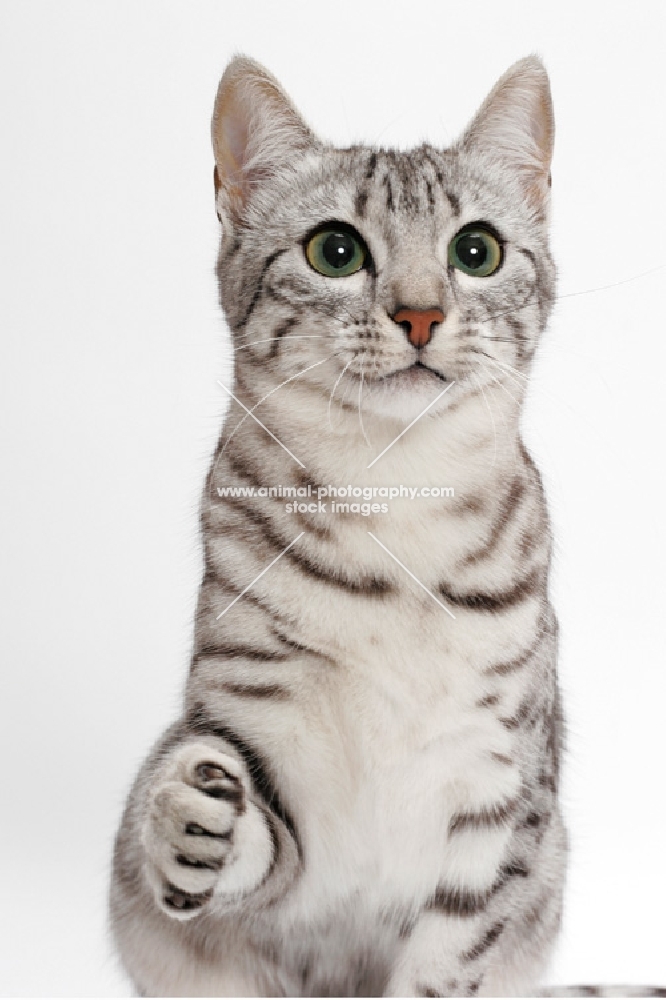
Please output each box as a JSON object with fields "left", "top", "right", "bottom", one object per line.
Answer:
{"left": 141, "top": 743, "right": 263, "bottom": 919}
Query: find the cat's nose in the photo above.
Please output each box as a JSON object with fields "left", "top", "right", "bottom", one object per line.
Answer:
{"left": 392, "top": 308, "right": 445, "bottom": 349}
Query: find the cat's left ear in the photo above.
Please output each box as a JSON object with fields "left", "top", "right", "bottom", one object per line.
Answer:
{"left": 212, "top": 55, "right": 318, "bottom": 225}
{"left": 459, "top": 55, "right": 554, "bottom": 211}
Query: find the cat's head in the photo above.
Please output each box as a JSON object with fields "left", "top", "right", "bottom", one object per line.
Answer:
{"left": 211, "top": 55, "right": 555, "bottom": 425}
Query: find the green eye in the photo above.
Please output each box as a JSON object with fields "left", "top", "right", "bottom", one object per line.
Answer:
{"left": 306, "top": 226, "right": 366, "bottom": 277}
{"left": 448, "top": 226, "right": 503, "bottom": 277}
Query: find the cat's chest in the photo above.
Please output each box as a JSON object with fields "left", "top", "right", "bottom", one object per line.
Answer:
{"left": 279, "top": 626, "right": 507, "bottom": 919}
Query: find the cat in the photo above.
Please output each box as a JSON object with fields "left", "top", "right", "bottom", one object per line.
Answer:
{"left": 110, "top": 55, "right": 665, "bottom": 998}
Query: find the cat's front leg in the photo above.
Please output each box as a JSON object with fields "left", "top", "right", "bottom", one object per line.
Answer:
{"left": 384, "top": 910, "right": 545, "bottom": 998}
{"left": 384, "top": 811, "right": 566, "bottom": 998}
{"left": 141, "top": 742, "right": 276, "bottom": 917}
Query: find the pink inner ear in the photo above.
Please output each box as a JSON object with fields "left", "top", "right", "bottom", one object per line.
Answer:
{"left": 224, "top": 112, "right": 250, "bottom": 177}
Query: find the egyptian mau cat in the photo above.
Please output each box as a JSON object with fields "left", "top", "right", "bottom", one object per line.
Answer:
{"left": 110, "top": 56, "right": 663, "bottom": 998}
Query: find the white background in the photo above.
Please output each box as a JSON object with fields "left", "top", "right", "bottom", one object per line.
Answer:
{"left": 1, "top": 1, "right": 665, "bottom": 995}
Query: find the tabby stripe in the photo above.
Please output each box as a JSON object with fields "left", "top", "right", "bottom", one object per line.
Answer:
{"left": 499, "top": 860, "right": 530, "bottom": 879}
{"left": 217, "top": 682, "right": 290, "bottom": 700}
{"left": 426, "top": 885, "right": 491, "bottom": 918}
{"left": 462, "top": 920, "right": 505, "bottom": 962}
{"left": 218, "top": 489, "right": 394, "bottom": 596}
{"left": 198, "top": 563, "right": 290, "bottom": 628}
{"left": 459, "top": 475, "right": 526, "bottom": 567}
{"left": 425, "top": 859, "right": 532, "bottom": 928}
{"left": 268, "top": 316, "right": 299, "bottom": 359}
{"left": 384, "top": 174, "right": 394, "bottom": 211}
{"left": 221, "top": 438, "right": 330, "bottom": 542}
{"left": 506, "top": 314, "right": 530, "bottom": 364}
{"left": 476, "top": 693, "right": 500, "bottom": 708}
{"left": 446, "top": 190, "right": 461, "bottom": 216}
{"left": 449, "top": 797, "right": 518, "bottom": 834}
{"left": 355, "top": 188, "right": 369, "bottom": 217}
{"left": 271, "top": 629, "right": 340, "bottom": 668}
{"left": 484, "top": 624, "right": 544, "bottom": 676}
{"left": 521, "top": 810, "right": 545, "bottom": 829}
{"left": 193, "top": 644, "right": 288, "bottom": 663}
{"left": 226, "top": 237, "right": 242, "bottom": 259}
{"left": 499, "top": 696, "right": 533, "bottom": 731}
{"left": 237, "top": 249, "right": 288, "bottom": 330}
{"left": 287, "top": 540, "right": 393, "bottom": 595}
{"left": 186, "top": 703, "right": 301, "bottom": 855}
{"left": 438, "top": 567, "right": 544, "bottom": 612}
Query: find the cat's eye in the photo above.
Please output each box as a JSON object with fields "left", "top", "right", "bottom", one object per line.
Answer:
{"left": 448, "top": 225, "right": 503, "bottom": 277}
{"left": 305, "top": 225, "right": 366, "bottom": 278}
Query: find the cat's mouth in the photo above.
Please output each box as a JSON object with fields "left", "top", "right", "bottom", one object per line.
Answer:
{"left": 379, "top": 360, "right": 449, "bottom": 385}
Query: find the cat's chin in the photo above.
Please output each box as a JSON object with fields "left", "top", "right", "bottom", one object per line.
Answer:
{"left": 357, "top": 364, "right": 457, "bottom": 421}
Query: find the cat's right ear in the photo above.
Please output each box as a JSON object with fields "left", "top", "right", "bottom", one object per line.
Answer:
{"left": 211, "top": 55, "right": 317, "bottom": 226}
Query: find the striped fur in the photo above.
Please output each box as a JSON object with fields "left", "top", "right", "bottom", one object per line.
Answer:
{"left": 109, "top": 55, "right": 660, "bottom": 998}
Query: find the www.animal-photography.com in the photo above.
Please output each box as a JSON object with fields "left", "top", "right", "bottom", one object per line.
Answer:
{"left": 1, "top": 1, "right": 665, "bottom": 997}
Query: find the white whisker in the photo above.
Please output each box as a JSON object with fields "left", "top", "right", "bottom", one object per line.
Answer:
{"left": 233, "top": 335, "right": 328, "bottom": 354}
{"left": 328, "top": 357, "right": 354, "bottom": 429}
{"left": 358, "top": 359, "right": 371, "bottom": 447}
{"left": 472, "top": 372, "right": 498, "bottom": 468}
{"left": 221, "top": 353, "right": 340, "bottom": 454}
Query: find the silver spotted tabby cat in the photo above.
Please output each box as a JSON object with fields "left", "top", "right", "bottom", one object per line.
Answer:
{"left": 110, "top": 56, "right": 664, "bottom": 998}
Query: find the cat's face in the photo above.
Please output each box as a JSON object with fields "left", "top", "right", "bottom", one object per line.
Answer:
{"left": 213, "top": 57, "right": 555, "bottom": 423}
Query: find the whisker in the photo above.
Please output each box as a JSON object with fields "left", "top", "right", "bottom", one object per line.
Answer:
{"left": 486, "top": 356, "right": 604, "bottom": 439}
{"left": 221, "top": 353, "right": 341, "bottom": 454}
{"left": 232, "top": 335, "right": 328, "bottom": 354}
{"left": 471, "top": 372, "right": 497, "bottom": 468}
{"left": 557, "top": 263, "right": 666, "bottom": 300}
{"left": 477, "top": 358, "right": 522, "bottom": 408}
{"left": 358, "top": 358, "right": 371, "bottom": 447}
{"left": 328, "top": 356, "right": 354, "bottom": 429}
{"left": 485, "top": 355, "right": 529, "bottom": 383}
{"left": 475, "top": 285, "right": 538, "bottom": 326}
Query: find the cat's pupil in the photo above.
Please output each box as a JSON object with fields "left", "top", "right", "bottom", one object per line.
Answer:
{"left": 322, "top": 232, "right": 355, "bottom": 269}
{"left": 456, "top": 233, "right": 488, "bottom": 270}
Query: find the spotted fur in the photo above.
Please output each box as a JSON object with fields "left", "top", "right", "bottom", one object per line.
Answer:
{"left": 110, "top": 55, "right": 662, "bottom": 998}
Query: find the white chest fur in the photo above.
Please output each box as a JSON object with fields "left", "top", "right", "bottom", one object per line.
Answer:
{"left": 274, "top": 608, "right": 523, "bottom": 926}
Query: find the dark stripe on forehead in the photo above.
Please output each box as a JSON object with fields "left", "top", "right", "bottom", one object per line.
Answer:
{"left": 446, "top": 190, "right": 460, "bottom": 216}
{"left": 383, "top": 173, "right": 394, "bottom": 212}
{"left": 420, "top": 148, "right": 445, "bottom": 186}
{"left": 355, "top": 189, "right": 368, "bottom": 217}
{"left": 365, "top": 151, "right": 378, "bottom": 178}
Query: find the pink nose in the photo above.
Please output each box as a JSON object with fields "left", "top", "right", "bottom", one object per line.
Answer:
{"left": 393, "top": 308, "right": 445, "bottom": 349}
